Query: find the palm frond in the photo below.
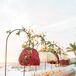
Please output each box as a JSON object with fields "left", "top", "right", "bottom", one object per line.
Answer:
{"left": 67, "top": 42, "right": 76, "bottom": 52}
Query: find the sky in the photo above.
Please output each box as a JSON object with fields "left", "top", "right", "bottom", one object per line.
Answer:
{"left": 0, "top": 0, "right": 76, "bottom": 63}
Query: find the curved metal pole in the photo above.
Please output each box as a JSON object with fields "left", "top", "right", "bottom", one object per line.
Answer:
{"left": 5, "top": 28, "right": 27, "bottom": 76}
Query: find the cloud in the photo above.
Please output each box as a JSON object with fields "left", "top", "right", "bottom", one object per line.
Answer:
{"left": 0, "top": 0, "right": 76, "bottom": 62}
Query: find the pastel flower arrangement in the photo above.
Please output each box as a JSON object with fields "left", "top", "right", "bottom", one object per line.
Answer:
{"left": 18, "top": 28, "right": 42, "bottom": 66}
{"left": 32, "top": 70, "right": 64, "bottom": 76}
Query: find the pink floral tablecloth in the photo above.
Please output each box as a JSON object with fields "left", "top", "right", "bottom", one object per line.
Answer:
{"left": 31, "top": 64, "right": 75, "bottom": 76}
{"left": 32, "top": 69, "right": 75, "bottom": 76}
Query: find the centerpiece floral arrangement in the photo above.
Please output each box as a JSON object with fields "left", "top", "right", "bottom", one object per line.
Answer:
{"left": 39, "top": 33, "right": 62, "bottom": 64}
{"left": 18, "top": 27, "right": 42, "bottom": 66}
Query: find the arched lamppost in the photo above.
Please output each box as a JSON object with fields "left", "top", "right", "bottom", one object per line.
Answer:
{"left": 5, "top": 27, "right": 27, "bottom": 76}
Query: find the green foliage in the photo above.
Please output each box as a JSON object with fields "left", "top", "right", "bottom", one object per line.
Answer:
{"left": 67, "top": 42, "right": 76, "bottom": 56}
{"left": 70, "top": 60, "right": 76, "bottom": 65}
{"left": 6, "top": 30, "right": 11, "bottom": 34}
{"left": 70, "top": 58, "right": 76, "bottom": 64}
{"left": 16, "top": 30, "right": 20, "bottom": 35}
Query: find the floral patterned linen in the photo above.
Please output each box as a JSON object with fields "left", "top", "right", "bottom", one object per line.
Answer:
{"left": 32, "top": 68, "right": 75, "bottom": 76}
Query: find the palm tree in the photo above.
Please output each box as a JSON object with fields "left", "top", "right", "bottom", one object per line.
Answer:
{"left": 67, "top": 42, "right": 76, "bottom": 57}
